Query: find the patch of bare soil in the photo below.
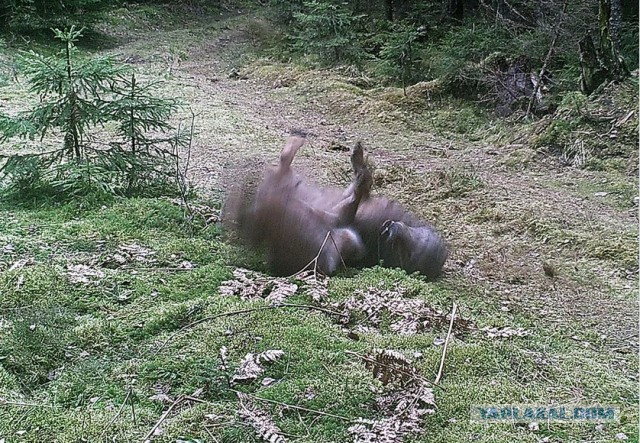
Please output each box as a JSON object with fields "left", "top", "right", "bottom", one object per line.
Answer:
{"left": 114, "top": 15, "right": 638, "bottom": 358}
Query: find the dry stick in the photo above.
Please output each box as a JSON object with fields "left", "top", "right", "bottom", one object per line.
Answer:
{"left": 299, "top": 231, "right": 332, "bottom": 277}
{"left": 150, "top": 304, "right": 347, "bottom": 357}
{"left": 0, "top": 399, "right": 52, "bottom": 408}
{"left": 328, "top": 232, "right": 348, "bottom": 271}
{"left": 231, "top": 390, "right": 350, "bottom": 421}
{"left": 174, "top": 110, "right": 197, "bottom": 221}
{"left": 100, "top": 388, "right": 132, "bottom": 439}
{"left": 434, "top": 302, "right": 457, "bottom": 385}
{"left": 290, "top": 230, "right": 347, "bottom": 279}
{"left": 525, "top": 0, "right": 569, "bottom": 117}
{"left": 143, "top": 395, "right": 185, "bottom": 441}
{"left": 130, "top": 388, "right": 138, "bottom": 426}
{"left": 183, "top": 109, "right": 195, "bottom": 180}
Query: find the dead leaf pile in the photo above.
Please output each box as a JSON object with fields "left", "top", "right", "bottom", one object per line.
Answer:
{"left": 103, "top": 243, "right": 157, "bottom": 268}
{"left": 237, "top": 392, "right": 287, "bottom": 443}
{"left": 230, "top": 349, "right": 285, "bottom": 385}
{"left": 219, "top": 268, "right": 298, "bottom": 304}
{"left": 148, "top": 383, "right": 172, "bottom": 404}
{"left": 349, "top": 349, "right": 436, "bottom": 443}
{"left": 337, "top": 286, "right": 472, "bottom": 335}
{"left": 294, "top": 271, "right": 329, "bottom": 302}
{"left": 66, "top": 264, "right": 105, "bottom": 285}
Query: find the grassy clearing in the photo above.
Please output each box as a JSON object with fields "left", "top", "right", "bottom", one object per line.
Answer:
{"left": 0, "top": 4, "right": 638, "bottom": 443}
{"left": 0, "top": 197, "right": 637, "bottom": 442}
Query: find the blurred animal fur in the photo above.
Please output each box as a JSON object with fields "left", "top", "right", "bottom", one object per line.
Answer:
{"left": 223, "top": 135, "right": 447, "bottom": 277}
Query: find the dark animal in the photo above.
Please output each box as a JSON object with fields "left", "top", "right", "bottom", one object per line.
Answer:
{"left": 353, "top": 199, "right": 448, "bottom": 278}
{"left": 225, "top": 135, "right": 369, "bottom": 276}
{"left": 224, "top": 135, "right": 447, "bottom": 278}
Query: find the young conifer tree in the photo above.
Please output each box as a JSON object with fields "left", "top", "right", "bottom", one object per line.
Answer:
{"left": 0, "top": 26, "right": 184, "bottom": 197}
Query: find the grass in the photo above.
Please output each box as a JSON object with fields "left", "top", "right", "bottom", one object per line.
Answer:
{"left": 0, "top": 196, "right": 637, "bottom": 442}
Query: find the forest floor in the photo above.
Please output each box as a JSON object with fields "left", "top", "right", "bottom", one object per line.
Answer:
{"left": 0, "top": 5, "right": 638, "bottom": 443}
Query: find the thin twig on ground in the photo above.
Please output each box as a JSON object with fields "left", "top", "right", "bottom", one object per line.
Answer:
{"left": 143, "top": 395, "right": 185, "bottom": 441}
{"left": 174, "top": 109, "right": 197, "bottom": 221}
{"left": 0, "top": 399, "right": 53, "bottom": 408}
{"left": 434, "top": 302, "right": 457, "bottom": 385}
{"left": 100, "top": 387, "right": 132, "bottom": 439}
{"left": 150, "top": 304, "right": 347, "bottom": 357}
{"left": 231, "top": 390, "right": 351, "bottom": 421}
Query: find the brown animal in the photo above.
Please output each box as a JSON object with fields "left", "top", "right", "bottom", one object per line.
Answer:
{"left": 224, "top": 134, "right": 448, "bottom": 278}
{"left": 226, "top": 134, "right": 370, "bottom": 276}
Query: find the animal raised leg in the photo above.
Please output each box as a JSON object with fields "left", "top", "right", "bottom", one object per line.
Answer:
{"left": 345, "top": 143, "right": 448, "bottom": 278}
{"left": 243, "top": 134, "right": 367, "bottom": 276}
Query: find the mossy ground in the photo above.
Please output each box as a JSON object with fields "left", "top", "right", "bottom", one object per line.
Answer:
{"left": 0, "top": 4, "right": 637, "bottom": 443}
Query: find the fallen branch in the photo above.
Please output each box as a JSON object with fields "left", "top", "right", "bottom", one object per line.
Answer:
{"left": 100, "top": 388, "right": 132, "bottom": 439}
{"left": 231, "top": 390, "right": 351, "bottom": 421}
{"left": 173, "top": 110, "right": 196, "bottom": 221}
{"left": 0, "top": 398, "right": 53, "bottom": 408}
{"left": 434, "top": 302, "right": 457, "bottom": 385}
{"left": 150, "top": 304, "right": 347, "bottom": 357}
{"left": 143, "top": 395, "right": 186, "bottom": 441}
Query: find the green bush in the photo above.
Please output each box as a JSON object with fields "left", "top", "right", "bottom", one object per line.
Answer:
{"left": 288, "top": 0, "right": 367, "bottom": 66}
{"left": 374, "top": 21, "right": 423, "bottom": 91}
{"left": 0, "top": 27, "right": 185, "bottom": 200}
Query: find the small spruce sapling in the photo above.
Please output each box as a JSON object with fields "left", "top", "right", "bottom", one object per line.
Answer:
{"left": 0, "top": 26, "right": 185, "bottom": 198}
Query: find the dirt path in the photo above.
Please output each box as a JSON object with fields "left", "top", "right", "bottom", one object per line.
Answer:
{"left": 116, "top": 15, "right": 638, "bottom": 354}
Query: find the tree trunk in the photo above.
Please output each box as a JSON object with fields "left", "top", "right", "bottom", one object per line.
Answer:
{"left": 598, "top": 0, "right": 629, "bottom": 80}
{"left": 608, "top": 0, "right": 623, "bottom": 51}
{"left": 579, "top": 34, "right": 606, "bottom": 94}
{"left": 579, "top": 0, "right": 629, "bottom": 94}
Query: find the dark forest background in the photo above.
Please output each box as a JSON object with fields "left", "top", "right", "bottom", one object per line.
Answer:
{"left": 1, "top": 0, "right": 638, "bottom": 115}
